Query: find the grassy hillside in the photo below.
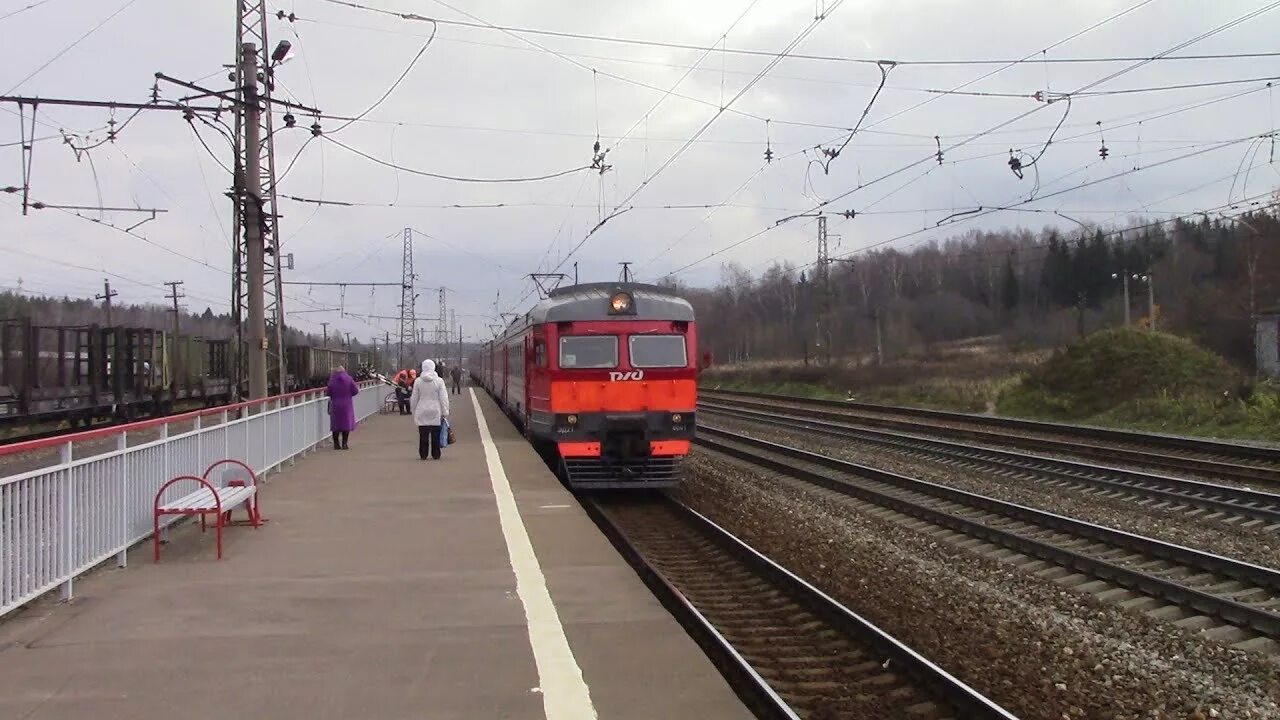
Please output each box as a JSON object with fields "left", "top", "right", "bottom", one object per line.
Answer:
{"left": 998, "top": 329, "right": 1280, "bottom": 442}
{"left": 997, "top": 329, "right": 1240, "bottom": 418}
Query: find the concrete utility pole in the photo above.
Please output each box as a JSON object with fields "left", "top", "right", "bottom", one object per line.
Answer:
{"left": 1114, "top": 271, "right": 1131, "bottom": 327}
{"left": 1144, "top": 273, "right": 1156, "bottom": 331}
{"left": 95, "top": 279, "right": 118, "bottom": 326}
{"left": 815, "top": 215, "right": 833, "bottom": 366}
{"left": 230, "top": 1, "right": 296, "bottom": 401}
{"left": 164, "top": 280, "right": 185, "bottom": 384}
{"left": 239, "top": 41, "right": 269, "bottom": 400}
{"left": 457, "top": 324, "right": 463, "bottom": 368}
{"left": 320, "top": 321, "right": 328, "bottom": 346}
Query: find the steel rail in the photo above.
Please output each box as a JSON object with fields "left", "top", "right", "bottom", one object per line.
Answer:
{"left": 583, "top": 494, "right": 1019, "bottom": 719}
{"left": 702, "top": 390, "right": 1280, "bottom": 487}
{"left": 699, "top": 400, "right": 1280, "bottom": 525}
{"left": 697, "top": 426, "right": 1280, "bottom": 640}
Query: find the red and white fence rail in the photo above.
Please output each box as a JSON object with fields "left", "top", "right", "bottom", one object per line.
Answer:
{"left": 0, "top": 382, "right": 383, "bottom": 618}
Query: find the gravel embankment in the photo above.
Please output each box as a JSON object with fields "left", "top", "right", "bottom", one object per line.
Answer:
{"left": 703, "top": 413, "right": 1280, "bottom": 570}
{"left": 678, "top": 451, "right": 1280, "bottom": 719}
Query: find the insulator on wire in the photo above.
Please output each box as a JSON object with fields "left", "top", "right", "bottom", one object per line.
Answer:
{"left": 1096, "top": 121, "right": 1109, "bottom": 160}
{"left": 1007, "top": 151, "right": 1024, "bottom": 180}
{"left": 934, "top": 135, "right": 943, "bottom": 165}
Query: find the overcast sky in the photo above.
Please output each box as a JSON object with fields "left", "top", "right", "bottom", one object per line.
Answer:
{"left": 2, "top": 0, "right": 1278, "bottom": 342}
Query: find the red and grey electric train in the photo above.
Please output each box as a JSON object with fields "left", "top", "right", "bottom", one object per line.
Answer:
{"left": 474, "top": 282, "right": 699, "bottom": 489}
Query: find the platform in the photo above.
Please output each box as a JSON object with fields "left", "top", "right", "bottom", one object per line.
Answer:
{"left": 0, "top": 388, "right": 750, "bottom": 720}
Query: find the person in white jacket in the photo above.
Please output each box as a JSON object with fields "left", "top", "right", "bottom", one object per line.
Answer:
{"left": 410, "top": 358, "right": 451, "bottom": 460}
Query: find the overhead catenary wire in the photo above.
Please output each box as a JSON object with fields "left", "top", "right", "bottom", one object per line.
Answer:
{"left": 291, "top": 11, "right": 1280, "bottom": 103}
{"left": 0, "top": 0, "right": 57, "bottom": 22}
{"left": 3, "top": 0, "right": 141, "bottom": 94}
{"left": 322, "top": 134, "right": 594, "bottom": 183}
{"left": 663, "top": 124, "right": 1276, "bottom": 281}
{"left": 550, "top": 0, "right": 849, "bottom": 275}
{"left": 795, "top": 1, "right": 1280, "bottom": 226}
{"left": 310, "top": 0, "right": 1280, "bottom": 69}
{"left": 647, "top": 0, "right": 1188, "bottom": 280}
{"left": 323, "top": 19, "right": 438, "bottom": 135}
{"left": 600, "top": 0, "right": 765, "bottom": 158}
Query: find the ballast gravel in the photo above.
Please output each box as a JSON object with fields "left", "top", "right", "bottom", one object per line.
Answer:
{"left": 703, "top": 414, "right": 1280, "bottom": 571}
{"left": 677, "top": 451, "right": 1280, "bottom": 720}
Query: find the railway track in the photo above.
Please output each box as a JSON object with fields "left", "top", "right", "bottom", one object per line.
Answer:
{"left": 701, "top": 390, "right": 1280, "bottom": 489}
{"left": 584, "top": 494, "right": 1017, "bottom": 719}
{"left": 699, "top": 400, "right": 1280, "bottom": 528}
{"left": 696, "top": 426, "right": 1280, "bottom": 655}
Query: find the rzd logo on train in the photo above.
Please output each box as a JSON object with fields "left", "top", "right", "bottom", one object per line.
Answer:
{"left": 608, "top": 370, "right": 645, "bottom": 381}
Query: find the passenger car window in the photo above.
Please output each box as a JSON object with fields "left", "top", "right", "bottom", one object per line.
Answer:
{"left": 629, "top": 335, "right": 688, "bottom": 368}
{"left": 559, "top": 336, "right": 617, "bottom": 369}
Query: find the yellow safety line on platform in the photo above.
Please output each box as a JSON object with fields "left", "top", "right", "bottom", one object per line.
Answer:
{"left": 470, "top": 389, "right": 598, "bottom": 719}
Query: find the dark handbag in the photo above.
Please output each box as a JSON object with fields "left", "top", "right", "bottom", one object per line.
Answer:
{"left": 447, "top": 426, "right": 457, "bottom": 444}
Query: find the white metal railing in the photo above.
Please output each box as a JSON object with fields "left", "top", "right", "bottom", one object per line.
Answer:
{"left": 0, "top": 382, "right": 384, "bottom": 618}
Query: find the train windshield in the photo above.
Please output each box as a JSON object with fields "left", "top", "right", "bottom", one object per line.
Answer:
{"left": 629, "top": 335, "right": 688, "bottom": 368}
{"left": 559, "top": 335, "right": 618, "bottom": 369}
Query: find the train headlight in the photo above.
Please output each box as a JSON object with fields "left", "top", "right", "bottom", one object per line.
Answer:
{"left": 671, "top": 413, "right": 682, "bottom": 424}
{"left": 608, "top": 292, "right": 634, "bottom": 315}
{"left": 567, "top": 414, "right": 578, "bottom": 425}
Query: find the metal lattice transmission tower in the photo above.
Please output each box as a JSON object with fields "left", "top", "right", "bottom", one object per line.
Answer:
{"left": 436, "top": 287, "right": 448, "bottom": 345}
{"left": 398, "top": 227, "right": 416, "bottom": 370}
{"left": 230, "top": 0, "right": 287, "bottom": 398}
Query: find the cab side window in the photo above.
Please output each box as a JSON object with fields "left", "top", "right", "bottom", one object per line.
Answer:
{"left": 534, "top": 340, "right": 547, "bottom": 368}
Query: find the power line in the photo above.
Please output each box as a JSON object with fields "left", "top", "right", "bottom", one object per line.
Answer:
{"left": 293, "top": 14, "right": 1280, "bottom": 101}
{"left": 0, "top": 0, "right": 57, "bottom": 23}
{"left": 663, "top": 125, "right": 1275, "bottom": 280}
{"left": 293, "top": 5, "right": 858, "bottom": 137}
{"left": 323, "top": 19, "right": 438, "bottom": 134}
{"left": 801, "top": 2, "right": 1280, "bottom": 223}
{"left": 551, "top": 0, "right": 849, "bottom": 274}
{"left": 322, "top": 134, "right": 594, "bottom": 183}
{"left": 855, "top": 0, "right": 1161, "bottom": 138}
{"left": 646, "top": 1, "right": 1172, "bottom": 279}
{"left": 3, "top": 0, "right": 141, "bottom": 94}
{"left": 602, "top": 0, "right": 764, "bottom": 158}
{"left": 280, "top": 194, "right": 803, "bottom": 212}
{"left": 834, "top": 132, "right": 1275, "bottom": 261}
{"left": 310, "top": 0, "right": 1280, "bottom": 68}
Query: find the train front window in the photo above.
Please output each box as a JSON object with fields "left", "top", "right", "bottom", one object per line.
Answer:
{"left": 559, "top": 336, "right": 617, "bottom": 369}
{"left": 629, "top": 335, "right": 688, "bottom": 368}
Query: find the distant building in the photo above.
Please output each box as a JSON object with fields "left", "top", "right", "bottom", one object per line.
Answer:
{"left": 1255, "top": 307, "right": 1280, "bottom": 378}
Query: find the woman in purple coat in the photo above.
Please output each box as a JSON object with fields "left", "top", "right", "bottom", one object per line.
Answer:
{"left": 326, "top": 365, "right": 360, "bottom": 450}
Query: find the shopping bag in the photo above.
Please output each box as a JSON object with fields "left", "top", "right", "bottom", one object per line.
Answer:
{"left": 438, "top": 418, "right": 450, "bottom": 448}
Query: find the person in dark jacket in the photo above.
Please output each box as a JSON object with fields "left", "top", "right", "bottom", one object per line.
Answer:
{"left": 326, "top": 365, "right": 360, "bottom": 450}
{"left": 449, "top": 364, "right": 462, "bottom": 394}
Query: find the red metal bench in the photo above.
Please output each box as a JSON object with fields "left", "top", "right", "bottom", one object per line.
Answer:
{"left": 153, "top": 459, "right": 264, "bottom": 561}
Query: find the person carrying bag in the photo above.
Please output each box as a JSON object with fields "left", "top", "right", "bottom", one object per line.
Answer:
{"left": 410, "top": 359, "right": 450, "bottom": 461}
